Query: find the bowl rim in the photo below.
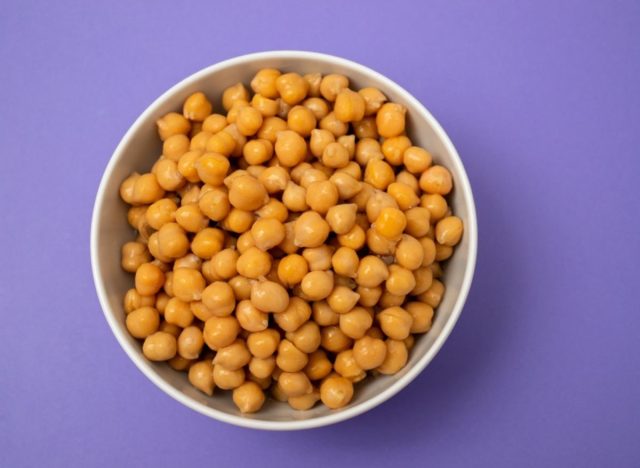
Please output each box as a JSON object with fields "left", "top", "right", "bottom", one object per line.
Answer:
{"left": 90, "top": 50, "right": 478, "bottom": 431}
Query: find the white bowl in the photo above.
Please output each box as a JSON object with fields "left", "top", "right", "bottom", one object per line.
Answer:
{"left": 91, "top": 50, "right": 477, "bottom": 430}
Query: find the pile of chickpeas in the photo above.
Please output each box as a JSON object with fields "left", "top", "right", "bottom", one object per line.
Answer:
{"left": 119, "top": 68, "right": 463, "bottom": 414}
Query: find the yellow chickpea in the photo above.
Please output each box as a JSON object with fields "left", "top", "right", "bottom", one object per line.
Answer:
{"left": 395, "top": 235, "right": 425, "bottom": 270}
{"left": 174, "top": 204, "right": 208, "bottom": 233}
{"left": 123, "top": 288, "right": 155, "bottom": 314}
{"left": 201, "top": 281, "right": 236, "bottom": 317}
{"left": 250, "top": 218, "right": 286, "bottom": 251}
{"left": 376, "top": 102, "right": 406, "bottom": 138}
{"left": 378, "top": 306, "right": 413, "bottom": 340}
{"left": 336, "top": 224, "right": 366, "bottom": 250}
{"left": 366, "top": 227, "right": 397, "bottom": 256}
{"left": 319, "top": 112, "right": 349, "bottom": 137}
{"left": 131, "top": 173, "right": 165, "bottom": 205}
{"left": 251, "top": 280, "right": 289, "bottom": 313}
{"left": 320, "top": 326, "right": 353, "bottom": 353}
{"left": 256, "top": 116, "right": 288, "bottom": 143}
{"left": 241, "top": 139, "right": 272, "bottom": 166}
{"left": 287, "top": 105, "right": 317, "bottom": 137}
{"left": 209, "top": 247, "right": 238, "bottom": 280}
{"left": 277, "top": 71, "right": 310, "bottom": 103}
{"left": 162, "top": 134, "right": 190, "bottom": 161}
{"left": 205, "top": 131, "right": 236, "bottom": 156}
{"left": 255, "top": 199, "right": 288, "bottom": 223}
{"left": 353, "top": 335, "right": 387, "bottom": 370}
{"left": 274, "top": 297, "right": 312, "bottom": 333}
{"left": 364, "top": 159, "right": 395, "bottom": 191}
{"left": 276, "top": 339, "right": 309, "bottom": 373}
{"left": 154, "top": 222, "right": 187, "bottom": 259}
{"left": 309, "top": 128, "right": 335, "bottom": 158}
{"left": 177, "top": 151, "right": 202, "bottom": 183}
{"left": 356, "top": 256, "right": 389, "bottom": 288}
{"left": 213, "top": 364, "right": 246, "bottom": 390}
{"left": 183, "top": 92, "right": 212, "bottom": 121}
{"left": 177, "top": 326, "right": 204, "bottom": 360}
{"left": 355, "top": 138, "right": 384, "bottom": 166}
{"left": 302, "top": 180, "right": 338, "bottom": 215}
{"left": 144, "top": 198, "right": 176, "bottom": 230}
{"left": 172, "top": 268, "right": 206, "bottom": 302}
{"left": 135, "top": 262, "right": 165, "bottom": 296}
{"left": 202, "top": 114, "right": 227, "bottom": 134}
{"left": 330, "top": 172, "right": 362, "bottom": 200}
{"left": 247, "top": 329, "right": 280, "bottom": 359}
{"left": 402, "top": 146, "right": 432, "bottom": 174}
{"left": 189, "top": 227, "right": 222, "bottom": 259}
{"left": 300, "top": 270, "right": 334, "bottom": 301}
{"left": 339, "top": 306, "right": 373, "bottom": 340}
{"left": 372, "top": 207, "right": 406, "bottom": 241}
{"left": 213, "top": 339, "right": 252, "bottom": 371}
{"left": 435, "top": 243, "right": 453, "bottom": 261}
{"left": 292, "top": 211, "right": 330, "bottom": 248}
{"left": 188, "top": 360, "right": 214, "bottom": 395}
{"left": 250, "top": 68, "right": 281, "bottom": 98}
{"left": 203, "top": 315, "right": 240, "bottom": 351}
{"left": 405, "top": 207, "right": 431, "bottom": 238}
{"left": 353, "top": 116, "right": 379, "bottom": 139}
{"left": 420, "top": 165, "right": 453, "bottom": 195}
{"left": 236, "top": 247, "right": 271, "bottom": 279}
{"left": 304, "top": 350, "right": 333, "bottom": 381}
{"left": 259, "top": 166, "right": 290, "bottom": 195}
{"left": 387, "top": 182, "right": 420, "bottom": 211}
{"left": 288, "top": 389, "right": 320, "bottom": 410}
{"left": 386, "top": 264, "right": 416, "bottom": 296}
{"left": 156, "top": 112, "right": 191, "bottom": 141}
{"left": 327, "top": 286, "right": 360, "bottom": 314}
{"left": 358, "top": 87, "right": 387, "bottom": 116}
{"left": 142, "top": 331, "right": 177, "bottom": 361}
{"left": 277, "top": 372, "right": 313, "bottom": 398}
{"left": 222, "top": 82, "right": 249, "bottom": 111}
{"left": 251, "top": 93, "right": 279, "bottom": 117}
{"left": 405, "top": 301, "right": 434, "bottom": 334}
{"left": 334, "top": 350, "right": 366, "bottom": 382}
{"left": 126, "top": 306, "right": 160, "bottom": 338}
{"left": 234, "top": 300, "right": 268, "bottom": 332}
{"left": 276, "top": 254, "right": 308, "bottom": 287}
{"left": 164, "top": 297, "right": 194, "bottom": 328}
{"left": 377, "top": 339, "right": 409, "bottom": 374}
{"left": 233, "top": 381, "right": 265, "bottom": 413}
{"left": 121, "top": 241, "right": 151, "bottom": 273}
{"left": 320, "top": 374, "right": 354, "bottom": 409}
{"left": 435, "top": 216, "right": 464, "bottom": 246}
{"left": 303, "top": 97, "right": 330, "bottom": 120}
{"left": 301, "top": 245, "right": 333, "bottom": 271}
{"left": 382, "top": 135, "right": 411, "bottom": 166}
{"left": 193, "top": 152, "right": 229, "bottom": 187}
{"left": 234, "top": 106, "right": 263, "bottom": 137}
{"left": 226, "top": 175, "right": 267, "bottom": 213}
{"left": 319, "top": 74, "right": 349, "bottom": 102}
{"left": 334, "top": 88, "right": 365, "bottom": 123}
{"left": 249, "top": 356, "right": 276, "bottom": 379}
{"left": 355, "top": 285, "right": 381, "bottom": 307}
{"left": 299, "top": 168, "right": 329, "bottom": 189}
{"left": 275, "top": 130, "right": 307, "bottom": 167}
{"left": 321, "top": 141, "right": 350, "bottom": 169}
{"left": 285, "top": 321, "right": 321, "bottom": 354}
{"left": 420, "top": 194, "right": 448, "bottom": 223}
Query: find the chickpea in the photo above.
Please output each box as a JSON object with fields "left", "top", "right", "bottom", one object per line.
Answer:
{"left": 175, "top": 204, "right": 208, "bottom": 233}
{"left": 333, "top": 88, "right": 365, "bottom": 123}
{"left": 435, "top": 216, "right": 464, "bottom": 247}
{"left": 382, "top": 135, "right": 411, "bottom": 166}
{"left": 327, "top": 286, "right": 360, "bottom": 314}
{"left": 219, "top": 208, "right": 252, "bottom": 234}
{"left": 247, "top": 329, "right": 280, "bottom": 359}
{"left": 338, "top": 134, "right": 356, "bottom": 157}
{"left": 142, "top": 331, "right": 177, "bottom": 361}
{"left": 274, "top": 254, "right": 307, "bottom": 287}
{"left": 202, "top": 114, "right": 228, "bottom": 134}
{"left": 127, "top": 205, "right": 147, "bottom": 230}
{"left": 303, "top": 97, "right": 330, "bottom": 120}
{"left": 336, "top": 224, "right": 366, "bottom": 250}
{"left": 393, "top": 234, "right": 425, "bottom": 270}
{"left": 249, "top": 218, "right": 285, "bottom": 252}
{"left": 232, "top": 381, "right": 265, "bottom": 413}
{"left": 183, "top": 92, "right": 212, "bottom": 121}
{"left": 366, "top": 327, "right": 385, "bottom": 340}
{"left": 254, "top": 199, "right": 287, "bottom": 224}
{"left": 204, "top": 131, "right": 235, "bottom": 157}
{"left": 235, "top": 247, "right": 271, "bottom": 279}
{"left": 376, "top": 102, "right": 406, "bottom": 138}
{"left": 378, "top": 306, "right": 413, "bottom": 340}
{"left": 251, "top": 93, "right": 279, "bottom": 118}
{"left": 250, "top": 280, "right": 289, "bottom": 313}
{"left": 355, "top": 138, "right": 383, "bottom": 166}
{"left": 250, "top": 68, "right": 280, "bottom": 98}
{"left": 377, "top": 339, "right": 409, "bottom": 375}
{"left": 274, "top": 130, "right": 307, "bottom": 168}
{"left": 357, "top": 285, "right": 382, "bottom": 307}
{"left": 162, "top": 271, "right": 174, "bottom": 296}
{"left": 405, "top": 207, "right": 431, "bottom": 238}
{"left": 309, "top": 128, "right": 335, "bottom": 158}
{"left": 319, "top": 112, "right": 348, "bottom": 137}
{"left": 385, "top": 264, "right": 416, "bottom": 296}
{"left": 256, "top": 168, "right": 288, "bottom": 198}
{"left": 276, "top": 339, "right": 309, "bottom": 373}
{"left": 213, "top": 364, "right": 245, "bottom": 390}
{"left": 411, "top": 265, "right": 434, "bottom": 295}
{"left": 208, "top": 248, "right": 238, "bottom": 280}
{"left": 256, "top": 116, "right": 288, "bottom": 143}
{"left": 124, "top": 288, "right": 155, "bottom": 314}
{"left": 154, "top": 159, "right": 187, "bottom": 192}
{"left": 203, "top": 315, "right": 240, "bottom": 351}
{"left": 417, "top": 236, "right": 437, "bottom": 268}
{"left": 374, "top": 207, "right": 406, "bottom": 240}
{"left": 286, "top": 105, "right": 316, "bottom": 137}
{"left": 156, "top": 112, "right": 191, "bottom": 141}
{"left": 420, "top": 194, "right": 448, "bottom": 223}
{"left": 353, "top": 116, "right": 378, "bottom": 139}
{"left": 420, "top": 165, "right": 453, "bottom": 195}
{"left": 356, "top": 256, "right": 389, "bottom": 288}
{"left": 221, "top": 82, "right": 249, "bottom": 111}
{"left": 387, "top": 182, "right": 419, "bottom": 211}
{"left": 172, "top": 268, "right": 206, "bottom": 302}
{"left": 274, "top": 297, "right": 312, "bottom": 332}
{"left": 352, "top": 336, "right": 387, "bottom": 370}
{"left": 320, "top": 326, "right": 353, "bottom": 353}
{"left": 188, "top": 360, "right": 215, "bottom": 395}
{"left": 330, "top": 172, "right": 362, "bottom": 200}
{"left": 339, "top": 306, "right": 373, "bottom": 340}
{"left": 153, "top": 222, "right": 187, "bottom": 259}
{"left": 312, "top": 301, "right": 339, "bottom": 326}
{"left": 285, "top": 321, "right": 321, "bottom": 354}
{"left": 404, "top": 301, "right": 434, "bottom": 334}
{"left": 164, "top": 297, "right": 194, "bottom": 327}
{"left": 419, "top": 278, "right": 445, "bottom": 308}
{"left": 223, "top": 174, "right": 266, "bottom": 212}
{"left": 305, "top": 350, "right": 333, "bottom": 380}
{"left": 334, "top": 350, "right": 366, "bottom": 382}
{"left": 126, "top": 306, "right": 160, "bottom": 338}
{"left": 177, "top": 151, "right": 202, "bottom": 183}
{"left": 430, "top": 261, "right": 443, "bottom": 279}
{"left": 321, "top": 141, "right": 350, "bottom": 169}
{"left": 277, "top": 221, "right": 298, "bottom": 255}
{"left": 249, "top": 356, "right": 276, "bottom": 379}
{"left": 435, "top": 243, "right": 453, "bottom": 261}
{"left": 200, "top": 281, "right": 235, "bottom": 317}
{"left": 288, "top": 389, "right": 320, "bottom": 410}
{"left": 364, "top": 159, "right": 395, "bottom": 191}
{"left": 366, "top": 228, "right": 398, "bottom": 255}
{"left": 403, "top": 146, "right": 432, "bottom": 174}
{"left": 299, "top": 169, "right": 329, "bottom": 190}
{"left": 241, "top": 141, "right": 271, "bottom": 167}
{"left": 302, "top": 245, "right": 333, "bottom": 271}
{"left": 320, "top": 374, "right": 354, "bottom": 409}
{"left": 300, "top": 270, "right": 334, "bottom": 301}
{"left": 212, "top": 339, "right": 251, "bottom": 371}
{"left": 135, "top": 263, "right": 165, "bottom": 296}
{"left": 320, "top": 74, "right": 349, "bottom": 102}
{"left": 379, "top": 291, "right": 405, "bottom": 308}
{"left": 275, "top": 72, "right": 309, "bottom": 105}
{"left": 176, "top": 326, "right": 204, "bottom": 360}
{"left": 158, "top": 320, "right": 181, "bottom": 338}
{"left": 121, "top": 241, "right": 151, "bottom": 273}
{"left": 293, "top": 211, "right": 330, "bottom": 248}
{"left": 328, "top": 246, "right": 358, "bottom": 278}
{"left": 396, "top": 169, "right": 419, "bottom": 192}
{"left": 358, "top": 87, "right": 387, "bottom": 116}
{"left": 278, "top": 372, "right": 312, "bottom": 397}
{"left": 234, "top": 106, "right": 263, "bottom": 137}
{"left": 144, "top": 198, "right": 176, "bottom": 230}
{"left": 131, "top": 173, "right": 165, "bottom": 205}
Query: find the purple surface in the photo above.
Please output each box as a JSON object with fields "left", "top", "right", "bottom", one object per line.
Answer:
{"left": 1, "top": 0, "right": 639, "bottom": 466}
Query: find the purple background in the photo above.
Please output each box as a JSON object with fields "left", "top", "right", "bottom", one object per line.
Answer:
{"left": 1, "top": 1, "right": 639, "bottom": 466}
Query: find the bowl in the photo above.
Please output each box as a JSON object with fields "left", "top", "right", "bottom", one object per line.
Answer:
{"left": 91, "top": 50, "right": 477, "bottom": 430}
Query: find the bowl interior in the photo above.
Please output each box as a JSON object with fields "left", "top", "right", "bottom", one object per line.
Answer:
{"left": 92, "top": 51, "right": 476, "bottom": 429}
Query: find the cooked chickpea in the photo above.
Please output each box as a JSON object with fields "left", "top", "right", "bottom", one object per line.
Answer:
{"left": 330, "top": 172, "right": 362, "bottom": 200}
{"left": 213, "top": 364, "right": 245, "bottom": 390}
{"left": 379, "top": 291, "right": 406, "bottom": 308}
{"left": 387, "top": 182, "right": 419, "bottom": 211}
{"left": 333, "top": 350, "right": 366, "bottom": 382}
{"left": 336, "top": 224, "right": 366, "bottom": 250}
{"left": 177, "top": 151, "right": 202, "bottom": 183}
{"left": 275, "top": 72, "right": 309, "bottom": 105}
{"left": 288, "top": 389, "right": 320, "bottom": 410}
{"left": 209, "top": 248, "right": 239, "bottom": 280}
{"left": 377, "top": 339, "right": 409, "bottom": 374}
{"left": 126, "top": 306, "right": 160, "bottom": 338}
{"left": 357, "top": 285, "right": 382, "bottom": 307}
{"left": 339, "top": 306, "right": 373, "bottom": 340}
{"left": 303, "top": 97, "right": 330, "bottom": 120}
{"left": 358, "top": 87, "right": 387, "bottom": 116}
{"left": 201, "top": 114, "right": 227, "bottom": 134}
{"left": 232, "top": 381, "right": 265, "bottom": 413}
{"left": 302, "top": 350, "right": 330, "bottom": 381}
{"left": 435, "top": 243, "right": 453, "bottom": 261}
{"left": 121, "top": 241, "right": 151, "bottom": 273}
{"left": 386, "top": 264, "right": 416, "bottom": 296}
{"left": 235, "top": 106, "right": 263, "bottom": 137}
{"left": 154, "top": 159, "right": 187, "bottom": 193}
{"left": 285, "top": 321, "right": 321, "bottom": 354}
{"left": 249, "top": 218, "right": 285, "bottom": 251}
{"left": 405, "top": 207, "right": 431, "bottom": 238}
{"left": 142, "top": 331, "right": 177, "bottom": 361}
{"left": 376, "top": 102, "right": 406, "bottom": 138}
{"left": 405, "top": 301, "right": 434, "bottom": 334}
{"left": 308, "top": 129, "right": 335, "bottom": 158}
{"left": 250, "top": 280, "right": 289, "bottom": 313}
{"left": 421, "top": 194, "right": 448, "bottom": 223}
{"left": 355, "top": 256, "right": 388, "bottom": 288}
{"left": 255, "top": 116, "right": 286, "bottom": 144}
{"left": 164, "top": 297, "right": 194, "bottom": 327}
{"left": 435, "top": 216, "right": 464, "bottom": 247}
{"left": 366, "top": 227, "right": 398, "bottom": 255}
{"left": 321, "top": 141, "right": 350, "bottom": 169}
{"left": 234, "top": 247, "right": 271, "bottom": 279}
{"left": 353, "top": 336, "right": 387, "bottom": 370}
{"left": 144, "top": 198, "right": 176, "bottom": 230}
{"left": 374, "top": 207, "right": 406, "bottom": 240}
{"left": 327, "top": 286, "right": 360, "bottom": 314}
{"left": 135, "top": 263, "right": 165, "bottom": 296}
{"left": 247, "top": 329, "right": 280, "bottom": 359}
{"left": 273, "top": 297, "right": 311, "bottom": 333}
{"left": 286, "top": 105, "right": 316, "bottom": 137}
{"left": 248, "top": 356, "right": 276, "bottom": 379}
{"left": 232, "top": 299, "right": 268, "bottom": 332}
{"left": 419, "top": 278, "right": 445, "bottom": 308}
{"left": 276, "top": 339, "right": 308, "bottom": 372}
{"left": 274, "top": 130, "right": 307, "bottom": 168}
{"left": 249, "top": 68, "right": 280, "bottom": 98}
{"left": 187, "top": 228, "right": 221, "bottom": 260}
{"left": 300, "top": 270, "right": 334, "bottom": 301}
{"left": 124, "top": 288, "right": 155, "bottom": 314}
{"left": 278, "top": 372, "right": 312, "bottom": 397}
{"left": 274, "top": 254, "right": 307, "bottom": 287}
{"left": 355, "top": 138, "right": 383, "bottom": 166}
{"left": 292, "top": 211, "right": 330, "bottom": 248}
{"left": 311, "top": 301, "right": 339, "bottom": 327}
{"left": 319, "top": 112, "right": 349, "bottom": 137}
{"left": 320, "top": 74, "right": 349, "bottom": 102}
{"left": 302, "top": 245, "right": 333, "bottom": 271}
{"left": 158, "top": 320, "right": 181, "bottom": 338}
{"left": 378, "top": 306, "right": 413, "bottom": 340}
{"left": 225, "top": 174, "right": 267, "bottom": 212}
{"left": 221, "top": 82, "right": 249, "bottom": 111}
{"left": 353, "top": 116, "right": 378, "bottom": 139}
{"left": 188, "top": 360, "right": 214, "bottom": 395}
{"left": 203, "top": 315, "right": 240, "bottom": 351}
{"left": 420, "top": 165, "right": 453, "bottom": 195}
{"left": 394, "top": 234, "right": 425, "bottom": 270}
{"left": 334, "top": 88, "right": 365, "bottom": 123}
{"left": 183, "top": 92, "right": 212, "bottom": 121}
{"left": 172, "top": 268, "right": 206, "bottom": 302}
{"left": 156, "top": 112, "right": 191, "bottom": 141}
{"left": 177, "top": 326, "right": 204, "bottom": 360}
{"left": 201, "top": 281, "right": 235, "bottom": 317}
{"left": 381, "top": 136, "right": 410, "bottom": 166}
{"left": 251, "top": 93, "right": 279, "bottom": 118}
{"left": 131, "top": 173, "right": 165, "bottom": 205}
{"left": 320, "top": 374, "right": 354, "bottom": 409}
{"left": 320, "top": 326, "right": 353, "bottom": 353}
{"left": 328, "top": 246, "right": 358, "bottom": 278}
{"left": 212, "top": 339, "right": 251, "bottom": 371}
{"left": 220, "top": 208, "right": 253, "bottom": 234}
{"left": 411, "top": 265, "right": 434, "bottom": 295}
{"left": 403, "top": 146, "right": 432, "bottom": 174}
{"left": 364, "top": 159, "right": 395, "bottom": 191}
